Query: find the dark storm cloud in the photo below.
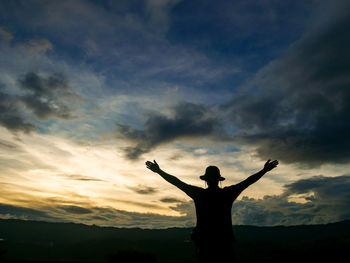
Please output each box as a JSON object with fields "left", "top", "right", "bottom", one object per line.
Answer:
{"left": 128, "top": 185, "right": 158, "bottom": 195}
{"left": 18, "top": 72, "right": 78, "bottom": 120}
{"left": 285, "top": 175, "right": 350, "bottom": 200}
{"left": 0, "top": 203, "right": 58, "bottom": 221}
{"left": 58, "top": 205, "right": 92, "bottom": 214}
{"left": 168, "top": 0, "right": 312, "bottom": 67}
{"left": 222, "top": 6, "right": 350, "bottom": 167}
{"left": 117, "top": 101, "right": 224, "bottom": 160}
{"left": 231, "top": 175, "right": 350, "bottom": 226}
{"left": 0, "top": 72, "right": 80, "bottom": 133}
{"left": 0, "top": 85, "right": 37, "bottom": 133}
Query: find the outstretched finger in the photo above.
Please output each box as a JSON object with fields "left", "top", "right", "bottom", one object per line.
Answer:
{"left": 271, "top": 160, "right": 279, "bottom": 168}
{"left": 154, "top": 160, "right": 158, "bottom": 165}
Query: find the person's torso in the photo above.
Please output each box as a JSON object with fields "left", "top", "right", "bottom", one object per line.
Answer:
{"left": 193, "top": 187, "right": 234, "bottom": 241}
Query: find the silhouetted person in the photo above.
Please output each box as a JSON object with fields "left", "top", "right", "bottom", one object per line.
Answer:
{"left": 146, "top": 159, "right": 278, "bottom": 262}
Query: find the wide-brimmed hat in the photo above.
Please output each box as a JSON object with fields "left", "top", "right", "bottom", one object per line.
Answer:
{"left": 200, "top": 166, "right": 225, "bottom": 181}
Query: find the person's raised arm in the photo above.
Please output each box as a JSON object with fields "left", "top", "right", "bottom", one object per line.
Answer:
{"left": 234, "top": 159, "right": 279, "bottom": 193}
{"left": 145, "top": 160, "right": 199, "bottom": 197}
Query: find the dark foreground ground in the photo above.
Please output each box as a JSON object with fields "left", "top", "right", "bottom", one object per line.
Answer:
{"left": 1, "top": 219, "right": 350, "bottom": 262}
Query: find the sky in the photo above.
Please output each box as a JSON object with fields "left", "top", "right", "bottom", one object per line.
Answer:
{"left": 0, "top": 0, "right": 350, "bottom": 229}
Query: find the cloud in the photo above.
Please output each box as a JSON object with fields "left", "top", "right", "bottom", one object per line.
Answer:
{"left": 222, "top": 4, "right": 350, "bottom": 167}
{"left": 110, "top": 199, "right": 164, "bottom": 210}
{"left": 18, "top": 72, "right": 79, "bottom": 120}
{"left": 2, "top": 174, "right": 350, "bottom": 228}
{"left": 0, "top": 71, "right": 82, "bottom": 133}
{"left": 168, "top": 199, "right": 196, "bottom": 219}
{"left": 145, "top": 0, "right": 182, "bottom": 34}
{"left": 285, "top": 175, "right": 350, "bottom": 200}
{"left": 58, "top": 205, "right": 92, "bottom": 214}
{"left": 0, "top": 27, "right": 13, "bottom": 44}
{"left": 160, "top": 197, "right": 183, "bottom": 203}
{"left": 0, "top": 203, "right": 59, "bottom": 221}
{"left": 231, "top": 175, "right": 350, "bottom": 226}
{"left": 87, "top": 201, "right": 195, "bottom": 228}
{"left": 117, "top": 101, "right": 224, "bottom": 160}
{"left": 0, "top": 85, "right": 37, "bottom": 133}
{"left": 17, "top": 38, "right": 53, "bottom": 54}
{"left": 0, "top": 139, "right": 21, "bottom": 150}
{"left": 0, "top": 202, "right": 194, "bottom": 229}
{"left": 0, "top": 0, "right": 240, "bottom": 94}
{"left": 128, "top": 185, "right": 158, "bottom": 195}
{"left": 64, "top": 174, "right": 104, "bottom": 182}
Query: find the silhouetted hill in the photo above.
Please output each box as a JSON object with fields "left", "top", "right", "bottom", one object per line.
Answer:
{"left": 1, "top": 219, "right": 350, "bottom": 262}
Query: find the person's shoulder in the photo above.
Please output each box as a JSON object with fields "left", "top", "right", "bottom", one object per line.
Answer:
{"left": 185, "top": 184, "right": 204, "bottom": 197}
{"left": 188, "top": 184, "right": 204, "bottom": 192}
{"left": 223, "top": 185, "right": 240, "bottom": 192}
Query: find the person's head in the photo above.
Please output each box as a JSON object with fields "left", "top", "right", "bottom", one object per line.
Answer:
{"left": 200, "top": 166, "right": 225, "bottom": 187}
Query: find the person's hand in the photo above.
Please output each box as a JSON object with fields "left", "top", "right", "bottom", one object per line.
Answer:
{"left": 263, "top": 159, "right": 279, "bottom": 172}
{"left": 145, "top": 160, "right": 161, "bottom": 173}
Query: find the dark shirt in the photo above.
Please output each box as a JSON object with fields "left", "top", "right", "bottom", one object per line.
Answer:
{"left": 180, "top": 184, "right": 245, "bottom": 244}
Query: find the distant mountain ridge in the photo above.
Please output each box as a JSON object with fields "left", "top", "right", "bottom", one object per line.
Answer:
{"left": 1, "top": 219, "right": 350, "bottom": 262}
